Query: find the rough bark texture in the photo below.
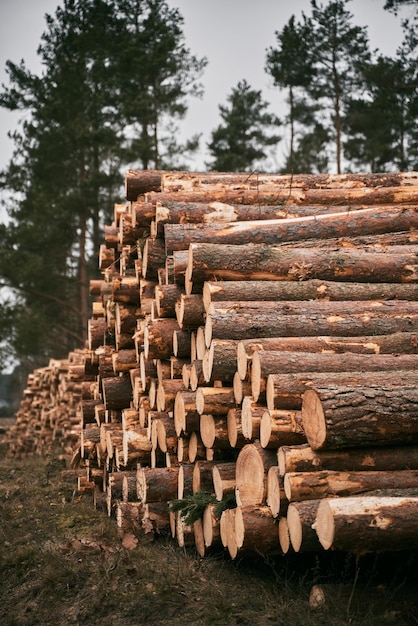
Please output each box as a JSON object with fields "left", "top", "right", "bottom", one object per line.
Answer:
{"left": 302, "top": 382, "right": 418, "bottom": 450}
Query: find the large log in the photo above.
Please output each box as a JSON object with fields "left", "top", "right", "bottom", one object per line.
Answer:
{"left": 278, "top": 443, "right": 418, "bottom": 476}
{"left": 187, "top": 243, "right": 418, "bottom": 284}
{"left": 136, "top": 466, "right": 179, "bottom": 503}
{"left": 287, "top": 500, "right": 322, "bottom": 553}
{"left": 284, "top": 469, "right": 418, "bottom": 502}
{"left": 230, "top": 505, "right": 280, "bottom": 559}
{"left": 237, "top": 332, "right": 418, "bottom": 379}
{"left": 203, "top": 279, "right": 418, "bottom": 311}
{"left": 125, "top": 169, "right": 162, "bottom": 200}
{"left": 266, "top": 369, "right": 418, "bottom": 410}
{"left": 313, "top": 496, "right": 418, "bottom": 552}
{"left": 155, "top": 200, "right": 374, "bottom": 235}
{"left": 252, "top": 351, "right": 418, "bottom": 402}
{"left": 203, "top": 339, "right": 239, "bottom": 383}
{"left": 164, "top": 206, "right": 418, "bottom": 254}
{"left": 302, "top": 380, "right": 418, "bottom": 450}
{"left": 144, "top": 318, "right": 180, "bottom": 360}
{"left": 260, "top": 409, "right": 305, "bottom": 449}
{"left": 149, "top": 185, "right": 418, "bottom": 207}
{"left": 206, "top": 309, "right": 418, "bottom": 352}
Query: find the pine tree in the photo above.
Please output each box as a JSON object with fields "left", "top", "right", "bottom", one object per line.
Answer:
{"left": 0, "top": 0, "right": 206, "bottom": 371}
{"left": 206, "top": 80, "right": 281, "bottom": 172}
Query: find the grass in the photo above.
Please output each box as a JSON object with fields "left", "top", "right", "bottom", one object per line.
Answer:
{"left": 1, "top": 442, "right": 418, "bottom": 625}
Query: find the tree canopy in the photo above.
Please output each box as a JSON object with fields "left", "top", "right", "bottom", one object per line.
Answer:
{"left": 0, "top": 0, "right": 206, "bottom": 373}
{"left": 206, "top": 79, "right": 281, "bottom": 172}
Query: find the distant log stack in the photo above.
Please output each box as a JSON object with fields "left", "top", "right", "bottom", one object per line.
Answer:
{"left": 6, "top": 168, "right": 418, "bottom": 560}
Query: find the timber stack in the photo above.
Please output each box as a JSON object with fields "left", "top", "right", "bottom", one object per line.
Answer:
{"left": 6, "top": 169, "right": 418, "bottom": 559}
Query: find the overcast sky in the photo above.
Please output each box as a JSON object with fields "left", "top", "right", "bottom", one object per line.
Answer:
{"left": 0, "top": 0, "right": 414, "bottom": 174}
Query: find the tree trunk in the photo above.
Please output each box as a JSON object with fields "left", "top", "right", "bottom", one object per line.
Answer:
{"left": 203, "top": 339, "right": 239, "bottom": 383}
{"left": 136, "top": 466, "right": 179, "bottom": 503}
{"left": 278, "top": 443, "right": 418, "bottom": 476}
{"left": 212, "top": 461, "right": 236, "bottom": 501}
{"left": 164, "top": 207, "right": 418, "bottom": 254}
{"left": 287, "top": 500, "right": 322, "bottom": 553}
{"left": 252, "top": 350, "right": 418, "bottom": 404}
{"left": 155, "top": 200, "right": 375, "bottom": 235}
{"left": 268, "top": 366, "right": 418, "bottom": 410}
{"left": 230, "top": 505, "right": 280, "bottom": 559}
{"left": 285, "top": 469, "right": 418, "bottom": 502}
{"left": 203, "top": 279, "right": 418, "bottom": 311}
{"left": 260, "top": 409, "right": 305, "bottom": 449}
{"left": 313, "top": 496, "right": 418, "bottom": 552}
{"left": 188, "top": 243, "right": 418, "bottom": 285}
{"left": 302, "top": 381, "right": 418, "bottom": 450}
{"left": 207, "top": 311, "right": 418, "bottom": 360}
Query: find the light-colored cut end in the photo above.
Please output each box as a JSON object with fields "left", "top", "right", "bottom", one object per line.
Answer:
{"left": 301, "top": 389, "right": 326, "bottom": 450}
{"left": 314, "top": 499, "right": 334, "bottom": 550}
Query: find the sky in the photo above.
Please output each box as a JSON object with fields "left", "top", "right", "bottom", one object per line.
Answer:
{"left": 0, "top": 0, "right": 414, "bottom": 174}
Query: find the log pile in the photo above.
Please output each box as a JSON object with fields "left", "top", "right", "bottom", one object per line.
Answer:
{"left": 6, "top": 169, "right": 418, "bottom": 559}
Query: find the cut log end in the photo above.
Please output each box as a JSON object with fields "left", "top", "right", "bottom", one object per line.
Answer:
{"left": 301, "top": 389, "right": 326, "bottom": 450}
{"left": 313, "top": 499, "right": 335, "bottom": 550}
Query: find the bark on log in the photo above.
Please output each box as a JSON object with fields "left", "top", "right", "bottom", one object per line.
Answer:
{"left": 203, "top": 279, "right": 418, "bottom": 311}
{"left": 238, "top": 332, "right": 418, "bottom": 380}
{"left": 230, "top": 505, "right": 280, "bottom": 559}
{"left": 144, "top": 318, "right": 180, "bottom": 360}
{"left": 302, "top": 381, "right": 418, "bottom": 450}
{"left": 136, "top": 466, "right": 179, "bottom": 503}
{"left": 203, "top": 340, "right": 239, "bottom": 384}
{"left": 266, "top": 369, "right": 418, "bottom": 411}
{"left": 101, "top": 376, "right": 132, "bottom": 411}
{"left": 253, "top": 350, "right": 418, "bottom": 403}
{"left": 176, "top": 293, "right": 205, "bottom": 329}
{"left": 112, "top": 276, "right": 140, "bottom": 305}
{"left": 156, "top": 379, "right": 186, "bottom": 412}
{"left": 284, "top": 469, "right": 418, "bottom": 502}
{"left": 196, "top": 387, "right": 236, "bottom": 416}
{"left": 154, "top": 284, "right": 184, "bottom": 318}
{"left": 278, "top": 443, "right": 418, "bottom": 476}
{"left": 187, "top": 243, "right": 418, "bottom": 284}
{"left": 125, "top": 169, "right": 162, "bottom": 200}
{"left": 142, "top": 237, "right": 166, "bottom": 281}
{"left": 199, "top": 414, "right": 230, "bottom": 450}
{"left": 260, "top": 409, "right": 305, "bottom": 449}
{"left": 313, "top": 496, "right": 418, "bottom": 552}
{"left": 212, "top": 461, "right": 236, "bottom": 500}
{"left": 164, "top": 206, "right": 418, "bottom": 254}
{"left": 287, "top": 500, "right": 322, "bottom": 553}
{"left": 206, "top": 310, "right": 418, "bottom": 349}
{"left": 154, "top": 200, "right": 380, "bottom": 235}
{"left": 130, "top": 200, "right": 155, "bottom": 228}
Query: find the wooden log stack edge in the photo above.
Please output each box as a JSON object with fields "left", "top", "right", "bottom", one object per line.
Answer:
{"left": 6, "top": 169, "right": 418, "bottom": 561}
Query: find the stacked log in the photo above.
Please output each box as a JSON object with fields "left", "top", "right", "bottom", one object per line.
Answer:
{"left": 7, "top": 169, "right": 418, "bottom": 561}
